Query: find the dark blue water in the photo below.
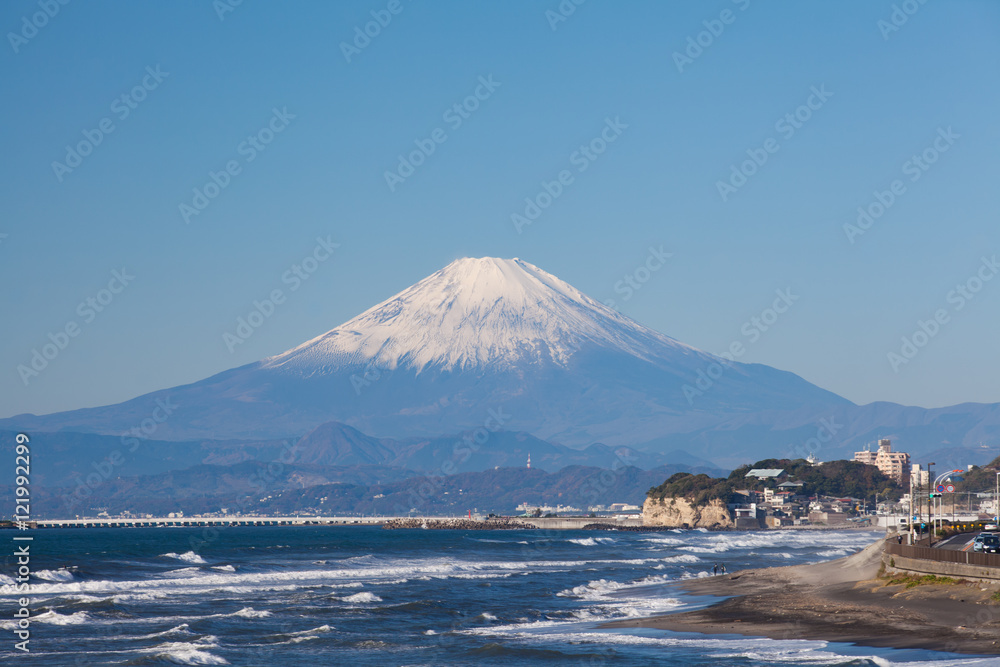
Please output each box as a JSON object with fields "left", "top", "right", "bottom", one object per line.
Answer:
{"left": 0, "top": 527, "right": 985, "bottom": 665}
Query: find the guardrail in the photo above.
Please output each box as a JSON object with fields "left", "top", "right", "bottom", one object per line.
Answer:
{"left": 885, "top": 542, "right": 1000, "bottom": 568}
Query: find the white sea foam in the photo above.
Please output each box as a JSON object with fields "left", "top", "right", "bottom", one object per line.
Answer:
{"left": 163, "top": 551, "right": 208, "bottom": 564}
{"left": 34, "top": 568, "right": 74, "bottom": 582}
{"left": 479, "top": 612, "right": 498, "bottom": 621}
{"left": 0, "top": 574, "right": 14, "bottom": 585}
{"left": 815, "top": 548, "right": 850, "bottom": 558}
{"left": 61, "top": 594, "right": 111, "bottom": 603}
{"left": 663, "top": 554, "right": 700, "bottom": 563}
{"left": 343, "top": 591, "right": 381, "bottom": 603}
{"left": 142, "top": 639, "right": 227, "bottom": 665}
{"left": 567, "top": 537, "right": 615, "bottom": 546}
{"left": 211, "top": 565, "right": 236, "bottom": 572}
{"left": 0, "top": 552, "right": 737, "bottom": 603}
{"left": 289, "top": 624, "right": 333, "bottom": 636}
{"left": 34, "top": 610, "right": 90, "bottom": 625}
{"left": 269, "top": 624, "right": 333, "bottom": 644}
{"left": 640, "top": 536, "right": 685, "bottom": 546}
{"left": 558, "top": 578, "right": 629, "bottom": 600}
{"left": 677, "top": 544, "right": 727, "bottom": 554}
{"left": 141, "top": 624, "right": 194, "bottom": 639}
{"left": 232, "top": 607, "right": 271, "bottom": 618}
{"left": 555, "top": 573, "right": 684, "bottom": 622}
{"left": 162, "top": 567, "right": 204, "bottom": 578}
{"left": 113, "top": 591, "right": 169, "bottom": 603}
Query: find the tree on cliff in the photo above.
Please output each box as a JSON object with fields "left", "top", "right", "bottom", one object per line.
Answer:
{"left": 647, "top": 472, "right": 737, "bottom": 505}
{"left": 649, "top": 458, "right": 902, "bottom": 503}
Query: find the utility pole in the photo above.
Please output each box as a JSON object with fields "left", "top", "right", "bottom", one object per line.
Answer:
{"left": 928, "top": 462, "right": 935, "bottom": 545}
{"left": 909, "top": 469, "right": 915, "bottom": 545}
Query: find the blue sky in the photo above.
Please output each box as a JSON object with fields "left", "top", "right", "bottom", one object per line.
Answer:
{"left": 1, "top": 0, "right": 998, "bottom": 418}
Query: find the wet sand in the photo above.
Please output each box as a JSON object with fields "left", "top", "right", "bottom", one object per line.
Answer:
{"left": 604, "top": 538, "right": 1000, "bottom": 655}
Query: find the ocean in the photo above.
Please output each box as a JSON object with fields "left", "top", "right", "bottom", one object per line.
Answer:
{"left": 0, "top": 526, "right": 991, "bottom": 666}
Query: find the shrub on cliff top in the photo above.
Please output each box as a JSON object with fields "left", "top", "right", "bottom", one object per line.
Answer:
{"left": 647, "top": 473, "right": 736, "bottom": 505}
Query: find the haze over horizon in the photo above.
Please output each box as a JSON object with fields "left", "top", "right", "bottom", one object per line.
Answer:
{"left": 2, "top": 1, "right": 999, "bottom": 419}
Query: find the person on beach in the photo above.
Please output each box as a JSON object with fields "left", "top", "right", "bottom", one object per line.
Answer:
{"left": 713, "top": 564, "right": 718, "bottom": 575}
{"left": 720, "top": 564, "right": 726, "bottom": 574}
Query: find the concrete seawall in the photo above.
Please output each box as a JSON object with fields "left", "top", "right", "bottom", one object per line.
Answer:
{"left": 884, "top": 553, "right": 1000, "bottom": 582}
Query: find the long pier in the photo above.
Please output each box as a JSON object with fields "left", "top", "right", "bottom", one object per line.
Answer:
{"left": 29, "top": 516, "right": 401, "bottom": 528}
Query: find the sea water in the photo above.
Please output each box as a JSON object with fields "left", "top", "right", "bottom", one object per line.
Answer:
{"left": 0, "top": 527, "right": 991, "bottom": 666}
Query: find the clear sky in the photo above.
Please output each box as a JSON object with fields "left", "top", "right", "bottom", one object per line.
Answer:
{"left": 2, "top": 0, "right": 998, "bottom": 418}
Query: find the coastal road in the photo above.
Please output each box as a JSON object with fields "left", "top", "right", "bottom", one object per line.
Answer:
{"left": 934, "top": 533, "right": 978, "bottom": 551}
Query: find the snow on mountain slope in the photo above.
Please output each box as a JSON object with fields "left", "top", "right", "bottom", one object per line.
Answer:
{"left": 262, "top": 257, "right": 705, "bottom": 375}
{"left": 20, "top": 255, "right": 992, "bottom": 466}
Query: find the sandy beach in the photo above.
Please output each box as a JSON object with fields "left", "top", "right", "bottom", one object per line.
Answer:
{"left": 604, "top": 537, "right": 1000, "bottom": 655}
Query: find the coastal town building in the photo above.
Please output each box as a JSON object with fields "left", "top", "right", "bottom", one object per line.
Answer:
{"left": 515, "top": 503, "right": 583, "bottom": 515}
{"left": 853, "top": 439, "right": 910, "bottom": 484}
{"left": 745, "top": 468, "right": 785, "bottom": 479}
{"left": 608, "top": 503, "right": 641, "bottom": 512}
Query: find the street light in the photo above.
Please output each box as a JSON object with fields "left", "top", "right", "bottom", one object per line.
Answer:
{"left": 930, "top": 468, "right": 965, "bottom": 538}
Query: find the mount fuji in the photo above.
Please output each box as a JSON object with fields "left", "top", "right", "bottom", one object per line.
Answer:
{"left": 5, "top": 257, "right": 999, "bottom": 467}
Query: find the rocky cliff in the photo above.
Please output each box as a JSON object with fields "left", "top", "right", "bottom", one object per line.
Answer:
{"left": 642, "top": 496, "right": 734, "bottom": 529}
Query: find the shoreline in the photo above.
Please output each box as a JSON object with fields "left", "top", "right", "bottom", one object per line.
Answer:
{"left": 603, "top": 538, "right": 1000, "bottom": 655}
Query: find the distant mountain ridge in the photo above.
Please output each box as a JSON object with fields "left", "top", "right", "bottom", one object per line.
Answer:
{"left": 4, "top": 257, "right": 999, "bottom": 468}
{"left": 1, "top": 421, "right": 722, "bottom": 494}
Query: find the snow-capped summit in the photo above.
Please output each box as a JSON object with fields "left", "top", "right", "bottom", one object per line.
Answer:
{"left": 263, "top": 257, "right": 699, "bottom": 374}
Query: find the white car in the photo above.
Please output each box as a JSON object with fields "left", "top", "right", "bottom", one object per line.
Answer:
{"left": 984, "top": 524, "right": 999, "bottom": 532}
